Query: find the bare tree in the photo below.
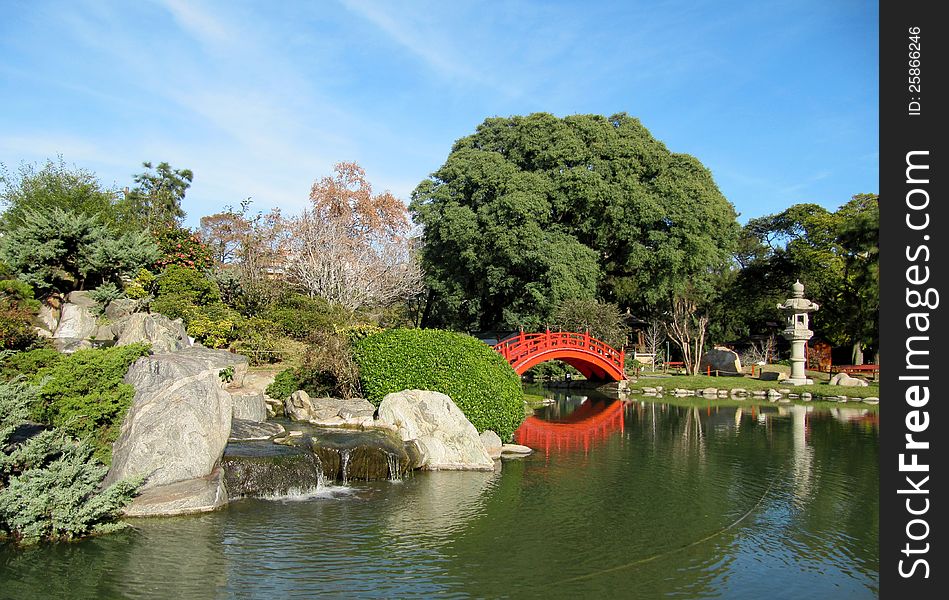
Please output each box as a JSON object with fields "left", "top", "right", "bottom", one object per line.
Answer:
{"left": 666, "top": 295, "right": 710, "bottom": 376}
{"left": 642, "top": 317, "right": 666, "bottom": 359}
{"left": 284, "top": 163, "right": 422, "bottom": 311}
{"left": 740, "top": 334, "right": 777, "bottom": 366}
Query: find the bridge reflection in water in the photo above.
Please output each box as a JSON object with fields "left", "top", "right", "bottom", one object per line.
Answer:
{"left": 514, "top": 398, "right": 625, "bottom": 453}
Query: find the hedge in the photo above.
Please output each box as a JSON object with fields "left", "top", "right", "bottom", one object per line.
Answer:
{"left": 352, "top": 328, "right": 524, "bottom": 441}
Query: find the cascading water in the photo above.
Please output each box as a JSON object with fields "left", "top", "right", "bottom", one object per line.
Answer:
{"left": 222, "top": 441, "right": 326, "bottom": 499}
{"left": 385, "top": 452, "right": 402, "bottom": 482}
{"left": 340, "top": 448, "right": 352, "bottom": 484}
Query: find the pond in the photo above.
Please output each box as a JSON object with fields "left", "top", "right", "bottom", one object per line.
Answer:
{"left": 0, "top": 391, "right": 879, "bottom": 599}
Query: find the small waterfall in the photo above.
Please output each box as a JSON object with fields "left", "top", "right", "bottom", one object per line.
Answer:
{"left": 386, "top": 452, "right": 402, "bottom": 482}
{"left": 308, "top": 427, "right": 411, "bottom": 482}
{"left": 340, "top": 448, "right": 352, "bottom": 484}
{"left": 222, "top": 441, "right": 325, "bottom": 499}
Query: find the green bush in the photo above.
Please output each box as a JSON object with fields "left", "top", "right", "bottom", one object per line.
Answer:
{"left": 353, "top": 328, "right": 525, "bottom": 440}
{"left": 153, "top": 264, "right": 220, "bottom": 308}
{"left": 233, "top": 317, "right": 282, "bottom": 365}
{"left": 123, "top": 268, "right": 155, "bottom": 300}
{"left": 264, "top": 294, "right": 353, "bottom": 340}
{"left": 266, "top": 368, "right": 301, "bottom": 400}
{"left": 0, "top": 348, "right": 63, "bottom": 381}
{"left": 32, "top": 343, "right": 151, "bottom": 464}
{"left": 265, "top": 365, "right": 336, "bottom": 400}
{"left": 0, "top": 379, "right": 141, "bottom": 545}
{"left": 0, "top": 280, "right": 41, "bottom": 312}
{"left": 185, "top": 303, "right": 241, "bottom": 349}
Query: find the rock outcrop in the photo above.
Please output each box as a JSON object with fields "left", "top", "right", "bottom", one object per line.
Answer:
{"left": 285, "top": 391, "right": 377, "bottom": 428}
{"left": 480, "top": 430, "right": 502, "bottom": 460}
{"left": 376, "top": 390, "right": 494, "bottom": 471}
{"left": 51, "top": 302, "right": 97, "bottom": 352}
{"left": 829, "top": 372, "right": 870, "bottom": 387}
{"left": 105, "top": 347, "right": 248, "bottom": 515}
{"left": 122, "top": 467, "right": 228, "bottom": 517}
{"left": 308, "top": 427, "right": 411, "bottom": 481}
{"left": 114, "top": 312, "right": 190, "bottom": 353}
{"left": 229, "top": 419, "right": 285, "bottom": 441}
{"left": 699, "top": 346, "right": 742, "bottom": 375}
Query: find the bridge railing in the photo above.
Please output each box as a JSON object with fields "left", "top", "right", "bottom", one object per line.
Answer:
{"left": 493, "top": 330, "right": 625, "bottom": 371}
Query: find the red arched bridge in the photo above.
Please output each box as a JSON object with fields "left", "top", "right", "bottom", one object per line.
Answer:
{"left": 493, "top": 330, "right": 627, "bottom": 382}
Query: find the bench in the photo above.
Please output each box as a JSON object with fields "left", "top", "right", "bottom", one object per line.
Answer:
{"left": 664, "top": 361, "right": 685, "bottom": 373}
{"left": 830, "top": 364, "right": 880, "bottom": 380}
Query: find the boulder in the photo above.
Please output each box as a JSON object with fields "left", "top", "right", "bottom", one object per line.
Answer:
{"left": 123, "top": 468, "right": 228, "bottom": 517}
{"left": 66, "top": 290, "right": 98, "bottom": 309}
{"left": 480, "top": 430, "right": 503, "bottom": 460}
{"left": 52, "top": 302, "right": 97, "bottom": 342}
{"left": 105, "top": 298, "right": 139, "bottom": 321}
{"left": 829, "top": 372, "right": 870, "bottom": 387}
{"left": 231, "top": 391, "right": 267, "bottom": 422}
{"left": 285, "top": 391, "right": 376, "bottom": 427}
{"left": 501, "top": 443, "right": 533, "bottom": 455}
{"left": 33, "top": 302, "right": 60, "bottom": 334}
{"left": 699, "top": 346, "right": 742, "bottom": 375}
{"left": 52, "top": 337, "right": 92, "bottom": 353}
{"left": 376, "top": 389, "right": 494, "bottom": 471}
{"left": 115, "top": 313, "right": 190, "bottom": 353}
{"left": 229, "top": 419, "right": 285, "bottom": 441}
{"left": 104, "top": 347, "right": 248, "bottom": 493}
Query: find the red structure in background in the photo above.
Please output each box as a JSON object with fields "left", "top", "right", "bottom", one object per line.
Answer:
{"left": 493, "top": 330, "right": 626, "bottom": 382}
{"left": 514, "top": 400, "right": 626, "bottom": 453}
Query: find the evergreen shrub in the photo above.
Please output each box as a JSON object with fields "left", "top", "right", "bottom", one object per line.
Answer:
{"left": 0, "top": 348, "right": 63, "bottom": 381}
{"left": 352, "top": 328, "right": 524, "bottom": 440}
{"left": 32, "top": 343, "right": 151, "bottom": 463}
{"left": 0, "top": 380, "right": 141, "bottom": 545}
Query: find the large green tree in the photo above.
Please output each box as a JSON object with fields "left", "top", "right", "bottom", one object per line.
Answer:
{"left": 0, "top": 159, "right": 121, "bottom": 232}
{"left": 410, "top": 113, "right": 740, "bottom": 332}
{"left": 0, "top": 208, "right": 157, "bottom": 294}
{"left": 724, "top": 194, "right": 879, "bottom": 362}
{"left": 121, "top": 161, "right": 193, "bottom": 229}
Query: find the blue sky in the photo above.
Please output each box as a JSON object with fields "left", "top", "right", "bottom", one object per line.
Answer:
{"left": 0, "top": 0, "right": 878, "bottom": 228}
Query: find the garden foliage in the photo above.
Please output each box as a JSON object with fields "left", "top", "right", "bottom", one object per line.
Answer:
{"left": 0, "top": 280, "right": 44, "bottom": 351}
{"left": 0, "top": 380, "right": 141, "bottom": 545}
{"left": 353, "top": 329, "right": 524, "bottom": 440}
{"left": 31, "top": 343, "right": 151, "bottom": 464}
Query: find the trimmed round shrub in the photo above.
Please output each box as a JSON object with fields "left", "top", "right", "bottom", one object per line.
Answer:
{"left": 352, "top": 328, "right": 524, "bottom": 440}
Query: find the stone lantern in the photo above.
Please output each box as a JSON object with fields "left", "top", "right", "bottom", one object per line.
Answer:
{"left": 776, "top": 280, "right": 819, "bottom": 385}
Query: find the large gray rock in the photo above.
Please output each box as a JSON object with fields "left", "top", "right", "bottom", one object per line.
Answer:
{"left": 285, "top": 391, "right": 376, "bottom": 427}
{"left": 115, "top": 313, "right": 191, "bottom": 353}
{"left": 829, "top": 372, "right": 870, "bottom": 387}
{"left": 231, "top": 391, "right": 267, "bottom": 422}
{"left": 699, "top": 346, "right": 742, "bottom": 375}
{"left": 33, "top": 302, "right": 60, "bottom": 334}
{"left": 52, "top": 302, "right": 97, "bottom": 341}
{"left": 104, "top": 347, "right": 248, "bottom": 494}
{"left": 66, "top": 290, "right": 98, "bottom": 309}
{"left": 229, "top": 418, "right": 285, "bottom": 441}
{"left": 376, "top": 390, "right": 494, "bottom": 471}
{"left": 105, "top": 298, "right": 139, "bottom": 321}
{"left": 480, "top": 430, "right": 502, "bottom": 460}
{"left": 123, "top": 468, "right": 228, "bottom": 517}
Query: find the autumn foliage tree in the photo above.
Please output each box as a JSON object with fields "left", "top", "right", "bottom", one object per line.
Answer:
{"left": 285, "top": 163, "right": 421, "bottom": 311}
{"left": 200, "top": 201, "right": 289, "bottom": 314}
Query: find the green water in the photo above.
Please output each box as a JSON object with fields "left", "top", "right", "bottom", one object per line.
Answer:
{"left": 0, "top": 394, "right": 878, "bottom": 599}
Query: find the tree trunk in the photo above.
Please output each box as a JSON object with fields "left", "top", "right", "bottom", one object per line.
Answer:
{"left": 851, "top": 341, "right": 864, "bottom": 365}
